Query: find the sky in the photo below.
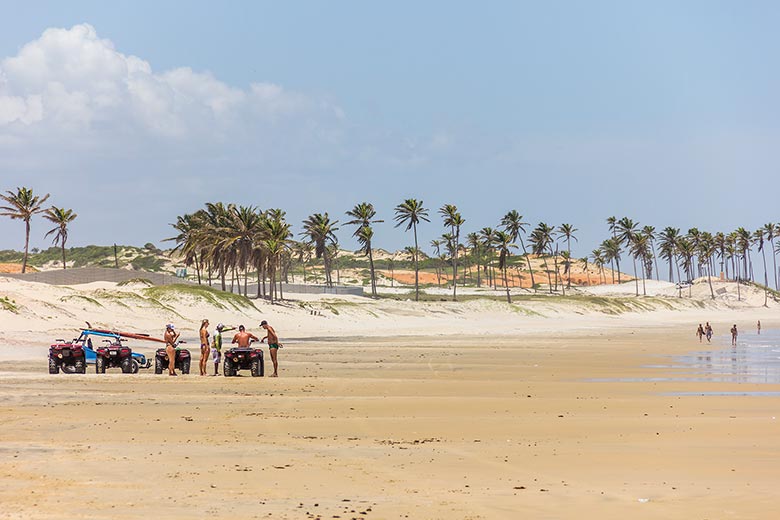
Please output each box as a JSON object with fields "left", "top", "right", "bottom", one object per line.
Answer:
{"left": 1, "top": 1, "right": 779, "bottom": 260}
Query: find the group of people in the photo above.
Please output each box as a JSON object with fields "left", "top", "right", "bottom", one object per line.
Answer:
{"left": 163, "top": 320, "right": 281, "bottom": 377}
{"left": 696, "top": 320, "right": 762, "bottom": 347}
{"left": 695, "top": 322, "right": 715, "bottom": 343}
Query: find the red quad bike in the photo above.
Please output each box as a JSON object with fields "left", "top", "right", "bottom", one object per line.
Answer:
{"left": 49, "top": 340, "right": 86, "bottom": 374}
{"left": 223, "top": 344, "right": 264, "bottom": 377}
{"left": 154, "top": 342, "right": 191, "bottom": 374}
{"left": 94, "top": 338, "right": 137, "bottom": 374}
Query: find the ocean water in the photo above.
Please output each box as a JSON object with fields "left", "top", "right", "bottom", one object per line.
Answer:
{"left": 672, "top": 328, "right": 780, "bottom": 385}
{"left": 590, "top": 329, "right": 780, "bottom": 395}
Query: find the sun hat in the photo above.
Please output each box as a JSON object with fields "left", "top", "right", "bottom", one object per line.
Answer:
{"left": 166, "top": 323, "right": 175, "bottom": 330}
{"left": 216, "top": 323, "right": 224, "bottom": 330}
{"left": 260, "top": 320, "right": 268, "bottom": 326}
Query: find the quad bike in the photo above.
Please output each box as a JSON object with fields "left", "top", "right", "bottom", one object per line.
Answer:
{"left": 48, "top": 326, "right": 157, "bottom": 375}
{"left": 94, "top": 338, "right": 136, "bottom": 374}
{"left": 48, "top": 340, "right": 87, "bottom": 374}
{"left": 154, "top": 342, "right": 191, "bottom": 374}
{"left": 223, "top": 343, "right": 264, "bottom": 377}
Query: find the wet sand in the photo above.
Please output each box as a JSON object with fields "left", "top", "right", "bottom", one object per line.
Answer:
{"left": 2, "top": 328, "right": 780, "bottom": 519}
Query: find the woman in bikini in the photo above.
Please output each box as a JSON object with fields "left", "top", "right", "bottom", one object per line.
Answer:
{"left": 199, "top": 319, "right": 210, "bottom": 376}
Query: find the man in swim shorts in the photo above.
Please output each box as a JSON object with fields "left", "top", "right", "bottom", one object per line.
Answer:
{"left": 260, "top": 320, "right": 281, "bottom": 377}
{"left": 731, "top": 324, "right": 738, "bottom": 346}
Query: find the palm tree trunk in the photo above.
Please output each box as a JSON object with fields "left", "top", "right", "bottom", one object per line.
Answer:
{"left": 771, "top": 236, "right": 778, "bottom": 290}
{"left": 504, "top": 267, "right": 511, "bottom": 303}
{"left": 632, "top": 257, "right": 639, "bottom": 296}
{"left": 61, "top": 242, "right": 66, "bottom": 270}
{"left": 22, "top": 220, "right": 30, "bottom": 274}
{"left": 452, "top": 230, "right": 459, "bottom": 301}
{"left": 761, "top": 247, "right": 769, "bottom": 307}
{"left": 368, "top": 245, "right": 377, "bottom": 297}
{"left": 413, "top": 223, "right": 420, "bottom": 301}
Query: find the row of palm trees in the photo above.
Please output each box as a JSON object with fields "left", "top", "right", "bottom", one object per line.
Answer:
{"left": 591, "top": 217, "right": 780, "bottom": 304}
{"left": 0, "top": 187, "right": 78, "bottom": 272}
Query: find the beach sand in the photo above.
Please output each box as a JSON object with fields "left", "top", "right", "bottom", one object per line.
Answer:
{"left": 2, "top": 324, "right": 780, "bottom": 519}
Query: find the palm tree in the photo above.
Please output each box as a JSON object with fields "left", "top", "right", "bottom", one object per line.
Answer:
{"left": 346, "top": 202, "right": 383, "bottom": 297}
{"left": 642, "top": 225, "right": 660, "bottom": 281}
{"left": 529, "top": 223, "right": 555, "bottom": 293}
{"left": 557, "top": 223, "right": 577, "bottom": 288}
{"left": 0, "top": 187, "right": 51, "bottom": 273}
{"left": 606, "top": 216, "right": 622, "bottom": 283}
{"left": 493, "top": 230, "right": 517, "bottom": 303}
{"left": 393, "top": 199, "right": 429, "bottom": 301}
{"left": 601, "top": 238, "right": 621, "bottom": 285}
{"left": 677, "top": 238, "right": 695, "bottom": 297}
{"left": 42, "top": 206, "right": 77, "bottom": 270}
{"left": 301, "top": 213, "right": 339, "bottom": 287}
{"left": 698, "top": 231, "right": 716, "bottom": 300}
{"left": 591, "top": 248, "right": 607, "bottom": 284}
{"left": 762, "top": 223, "right": 778, "bottom": 290}
{"left": 658, "top": 227, "right": 681, "bottom": 285}
{"left": 616, "top": 217, "right": 639, "bottom": 293}
{"left": 480, "top": 227, "right": 498, "bottom": 289}
{"left": 629, "top": 232, "right": 649, "bottom": 296}
{"left": 501, "top": 210, "right": 535, "bottom": 292}
{"left": 430, "top": 238, "right": 444, "bottom": 287}
{"left": 753, "top": 228, "right": 769, "bottom": 307}
{"left": 291, "top": 240, "right": 314, "bottom": 283}
{"left": 466, "top": 232, "right": 483, "bottom": 287}
{"left": 166, "top": 212, "right": 203, "bottom": 283}
{"left": 439, "top": 204, "right": 465, "bottom": 301}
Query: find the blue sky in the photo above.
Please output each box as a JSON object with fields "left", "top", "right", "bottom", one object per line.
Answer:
{"left": 1, "top": 1, "right": 779, "bottom": 261}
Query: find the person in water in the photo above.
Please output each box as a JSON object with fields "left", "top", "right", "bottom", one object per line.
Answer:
{"left": 696, "top": 324, "right": 704, "bottom": 343}
{"left": 199, "top": 319, "right": 210, "bottom": 376}
{"left": 260, "top": 320, "right": 282, "bottom": 377}
{"left": 164, "top": 323, "right": 180, "bottom": 376}
{"left": 757, "top": 320, "right": 761, "bottom": 335}
{"left": 731, "top": 324, "right": 738, "bottom": 346}
{"left": 704, "top": 322, "right": 713, "bottom": 343}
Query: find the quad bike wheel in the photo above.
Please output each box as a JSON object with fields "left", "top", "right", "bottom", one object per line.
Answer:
{"left": 131, "top": 359, "right": 140, "bottom": 374}
{"left": 223, "top": 358, "right": 235, "bottom": 377}
{"left": 96, "top": 356, "right": 106, "bottom": 374}
{"left": 154, "top": 356, "right": 163, "bottom": 374}
{"left": 74, "top": 359, "right": 86, "bottom": 374}
{"left": 251, "top": 358, "right": 263, "bottom": 377}
{"left": 48, "top": 357, "right": 59, "bottom": 374}
{"left": 121, "top": 357, "right": 134, "bottom": 374}
{"left": 181, "top": 359, "right": 191, "bottom": 375}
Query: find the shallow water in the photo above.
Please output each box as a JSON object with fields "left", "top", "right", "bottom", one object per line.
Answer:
{"left": 591, "top": 329, "right": 780, "bottom": 392}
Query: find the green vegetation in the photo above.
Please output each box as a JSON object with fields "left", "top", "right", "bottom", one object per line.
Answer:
{"left": 0, "top": 296, "right": 18, "bottom": 313}
{"left": 118, "top": 278, "right": 154, "bottom": 286}
{"left": 130, "top": 255, "right": 166, "bottom": 272}
{"left": 60, "top": 294, "right": 103, "bottom": 307}
{"left": 143, "top": 284, "right": 257, "bottom": 312}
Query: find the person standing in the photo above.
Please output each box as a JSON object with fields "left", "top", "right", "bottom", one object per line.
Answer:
{"left": 164, "top": 323, "right": 180, "bottom": 376}
{"left": 757, "top": 320, "right": 761, "bottom": 335}
{"left": 705, "top": 322, "right": 713, "bottom": 343}
{"left": 199, "top": 319, "right": 210, "bottom": 376}
{"left": 260, "top": 320, "right": 282, "bottom": 377}
{"left": 211, "top": 323, "right": 224, "bottom": 376}
{"left": 696, "top": 324, "right": 704, "bottom": 343}
{"left": 731, "top": 324, "right": 738, "bottom": 346}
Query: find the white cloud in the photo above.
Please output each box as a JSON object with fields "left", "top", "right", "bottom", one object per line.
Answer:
{"left": 0, "top": 23, "right": 342, "bottom": 143}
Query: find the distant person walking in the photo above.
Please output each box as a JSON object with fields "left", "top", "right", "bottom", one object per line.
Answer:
{"left": 696, "top": 324, "right": 704, "bottom": 343}
{"left": 164, "top": 323, "right": 180, "bottom": 376}
{"left": 757, "top": 320, "right": 761, "bottom": 335}
{"left": 232, "top": 325, "right": 258, "bottom": 348}
{"left": 199, "top": 319, "right": 210, "bottom": 376}
{"left": 705, "top": 322, "right": 713, "bottom": 343}
{"left": 731, "top": 324, "right": 738, "bottom": 346}
{"left": 260, "top": 320, "right": 282, "bottom": 377}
